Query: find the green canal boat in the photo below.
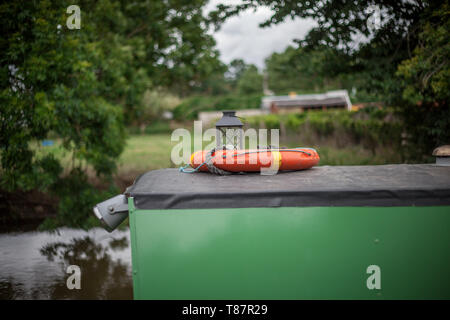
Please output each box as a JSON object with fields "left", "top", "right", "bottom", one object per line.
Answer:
{"left": 94, "top": 163, "right": 450, "bottom": 299}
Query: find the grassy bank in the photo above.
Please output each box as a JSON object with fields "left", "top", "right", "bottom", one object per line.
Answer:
{"left": 35, "top": 131, "right": 404, "bottom": 179}
{"left": 117, "top": 134, "right": 177, "bottom": 174}
{"left": 34, "top": 107, "right": 415, "bottom": 179}
{"left": 120, "top": 133, "right": 402, "bottom": 168}
{"left": 32, "top": 134, "right": 178, "bottom": 183}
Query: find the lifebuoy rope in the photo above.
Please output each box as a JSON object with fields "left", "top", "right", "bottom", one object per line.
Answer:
{"left": 179, "top": 148, "right": 231, "bottom": 175}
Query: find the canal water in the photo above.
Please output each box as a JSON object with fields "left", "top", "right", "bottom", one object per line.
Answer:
{"left": 0, "top": 228, "right": 133, "bottom": 299}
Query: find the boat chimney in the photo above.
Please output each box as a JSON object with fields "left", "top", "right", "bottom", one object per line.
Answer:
{"left": 432, "top": 145, "right": 450, "bottom": 166}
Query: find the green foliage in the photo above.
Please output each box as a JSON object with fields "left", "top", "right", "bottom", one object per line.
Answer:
{"left": 210, "top": 0, "right": 449, "bottom": 159}
{"left": 173, "top": 94, "right": 262, "bottom": 120}
{"left": 395, "top": 2, "right": 450, "bottom": 158}
{"left": 237, "top": 65, "right": 263, "bottom": 95}
{"left": 285, "top": 113, "right": 306, "bottom": 131}
{"left": 262, "top": 114, "right": 280, "bottom": 130}
{"left": 0, "top": 0, "right": 224, "bottom": 228}
{"left": 1, "top": 0, "right": 126, "bottom": 193}
{"left": 246, "top": 109, "right": 404, "bottom": 158}
{"left": 187, "top": 59, "right": 264, "bottom": 99}
{"left": 307, "top": 112, "right": 336, "bottom": 136}
{"left": 39, "top": 168, "right": 120, "bottom": 230}
{"left": 265, "top": 46, "right": 346, "bottom": 94}
{"left": 227, "top": 59, "right": 248, "bottom": 86}
{"left": 315, "top": 146, "right": 400, "bottom": 166}
{"left": 264, "top": 45, "right": 384, "bottom": 103}
{"left": 144, "top": 121, "right": 172, "bottom": 135}
{"left": 133, "top": 89, "right": 180, "bottom": 126}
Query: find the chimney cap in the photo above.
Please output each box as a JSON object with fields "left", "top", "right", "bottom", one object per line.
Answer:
{"left": 215, "top": 111, "right": 243, "bottom": 128}
{"left": 432, "top": 145, "right": 450, "bottom": 157}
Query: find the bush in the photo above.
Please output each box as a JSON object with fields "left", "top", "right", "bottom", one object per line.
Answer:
{"left": 133, "top": 89, "right": 180, "bottom": 126}
{"left": 285, "top": 113, "right": 306, "bottom": 131}
{"left": 39, "top": 168, "right": 120, "bottom": 230}
{"left": 144, "top": 121, "right": 172, "bottom": 134}
{"left": 245, "top": 108, "right": 404, "bottom": 158}
{"left": 307, "top": 111, "right": 335, "bottom": 136}
{"left": 173, "top": 94, "right": 262, "bottom": 120}
{"left": 263, "top": 114, "right": 281, "bottom": 129}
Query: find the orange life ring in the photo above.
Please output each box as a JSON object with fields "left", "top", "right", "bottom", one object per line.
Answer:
{"left": 190, "top": 148, "right": 319, "bottom": 173}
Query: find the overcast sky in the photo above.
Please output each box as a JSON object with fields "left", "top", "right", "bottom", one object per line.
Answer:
{"left": 205, "top": 0, "right": 317, "bottom": 69}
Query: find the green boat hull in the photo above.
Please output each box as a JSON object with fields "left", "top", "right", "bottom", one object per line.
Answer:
{"left": 128, "top": 198, "right": 450, "bottom": 299}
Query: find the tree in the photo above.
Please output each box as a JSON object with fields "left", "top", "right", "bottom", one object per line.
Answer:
{"left": 237, "top": 64, "right": 263, "bottom": 95}
{"left": 210, "top": 0, "right": 449, "bottom": 157}
{"left": 227, "top": 59, "right": 248, "bottom": 87}
{"left": 265, "top": 45, "right": 343, "bottom": 93}
{"left": 222, "top": 59, "right": 264, "bottom": 94}
{"left": 396, "top": 2, "right": 450, "bottom": 158}
{"left": 1, "top": 0, "right": 125, "bottom": 189}
{"left": 209, "top": 0, "right": 428, "bottom": 97}
{"left": 0, "top": 0, "right": 226, "bottom": 228}
{"left": 85, "top": 0, "right": 226, "bottom": 121}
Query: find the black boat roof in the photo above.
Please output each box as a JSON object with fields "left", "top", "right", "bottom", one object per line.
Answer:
{"left": 126, "top": 164, "right": 450, "bottom": 210}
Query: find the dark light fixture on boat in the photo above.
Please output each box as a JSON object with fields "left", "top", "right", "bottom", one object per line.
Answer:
{"left": 215, "top": 111, "right": 244, "bottom": 150}
{"left": 93, "top": 194, "right": 129, "bottom": 232}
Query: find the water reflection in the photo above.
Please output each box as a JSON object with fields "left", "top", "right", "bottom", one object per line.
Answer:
{"left": 0, "top": 228, "right": 132, "bottom": 299}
